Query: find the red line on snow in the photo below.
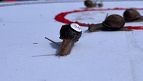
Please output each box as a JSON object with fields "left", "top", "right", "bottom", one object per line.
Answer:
{"left": 55, "top": 8, "right": 143, "bottom": 30}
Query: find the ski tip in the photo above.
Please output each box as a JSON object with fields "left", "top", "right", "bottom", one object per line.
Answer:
{"left": 44, "top": 37, "right": 48, "bottom": 39}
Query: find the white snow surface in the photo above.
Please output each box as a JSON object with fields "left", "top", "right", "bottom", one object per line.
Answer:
{"left": 0, "top": 1, "right": 143, "bottom": 81}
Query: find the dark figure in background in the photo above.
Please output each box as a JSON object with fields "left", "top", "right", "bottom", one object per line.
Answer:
{"left": 84, "top": 0, "right": 97, "bottom": 8}
{"left": 88, "top": 14, "right": 130, "bottom": 32}
{"left": 123, "top": 9, "right": 143, "bottom": 22}
{"left": 84, "top": 0, "right": 103, "bottom": 8}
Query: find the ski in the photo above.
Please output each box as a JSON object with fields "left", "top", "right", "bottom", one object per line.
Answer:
{"left": 32, "top": 54, "right": 57, "bottom": 57}
{"left": 45, "top": 37, "right": 60, "bottom": 46}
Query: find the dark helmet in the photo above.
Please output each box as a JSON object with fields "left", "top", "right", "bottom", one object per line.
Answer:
{"left": 60, "top": 23, "right": 82, "bottom": 42}
{"left": 102, "top": 14, "right": 125, "bottom": 31}
{"left": 123, "top": 9, "right": 143, "bottom": 22}
{"left": 84, "top": 0, "right": 96, "bottom": 8}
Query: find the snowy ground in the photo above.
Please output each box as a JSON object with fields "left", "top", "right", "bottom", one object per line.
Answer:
{"left": 0, "top": 1, "right": 143, "bottom": 81}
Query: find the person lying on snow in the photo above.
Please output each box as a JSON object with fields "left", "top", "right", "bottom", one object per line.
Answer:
{"left": 88, "top": 14, "right": 131, "bottom": 32}
{"left": 57, "top": 23, "right": 82, "bottom": 56}
{"left": 123, "top": 8, "right": 143, "bottom": 22}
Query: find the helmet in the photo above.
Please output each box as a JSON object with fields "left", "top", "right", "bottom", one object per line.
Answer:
{"left": 60, "top": 23, "right": 82, "bottom": 42}
{"left": 102, "top": 14, "right": 125, "bottom": 30}
{"left": 123, "top": 9, "right": 142, "bottom": 22}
